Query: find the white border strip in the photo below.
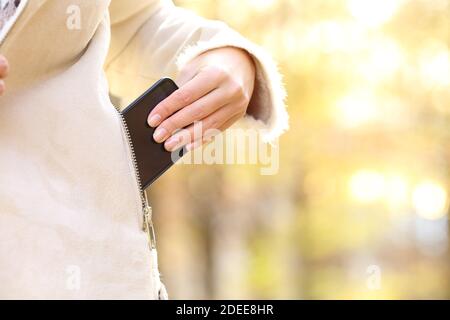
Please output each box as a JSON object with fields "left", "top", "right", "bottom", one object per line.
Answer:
{"left": 0, "top": 0, "right": 29, "bottom": 45}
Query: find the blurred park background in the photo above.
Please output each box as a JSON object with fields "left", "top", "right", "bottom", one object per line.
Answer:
{"left": 147, "top": 0, "right": 450, "bottom": 299}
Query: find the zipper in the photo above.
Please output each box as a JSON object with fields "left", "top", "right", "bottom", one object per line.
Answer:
{"left": 116, "top": 108, "right": 157, "bottom": 250}
{"left": 0, "top": 0, "right": 29, "bottom": 46}
{"left": 143, "top": 191, "right": 157, "bottom": 250}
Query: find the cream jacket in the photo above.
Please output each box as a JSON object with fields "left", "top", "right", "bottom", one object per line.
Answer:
{"left": 0, "top": 0, "right": 288, "bottom": 299}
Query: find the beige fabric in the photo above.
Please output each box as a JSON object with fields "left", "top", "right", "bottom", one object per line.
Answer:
{"left": 0, "top": 0, "right": 288, "bottom": 299}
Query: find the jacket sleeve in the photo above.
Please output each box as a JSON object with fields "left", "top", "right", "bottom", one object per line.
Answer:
{"left": 106, "top": 0, "right": 288, "bottom": 142}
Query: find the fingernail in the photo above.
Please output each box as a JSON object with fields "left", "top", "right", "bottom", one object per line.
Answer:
{"left": 148, "top": 114, "right": 161, "bottom": 127}
{"left": 0, "top": 58, "right": 8, "bottom": 75}
{"left": 153, "top": 127, "right": 168, "bottom": 142}
{"left": 165, "top": 135, "right": 183, "bottom": 151}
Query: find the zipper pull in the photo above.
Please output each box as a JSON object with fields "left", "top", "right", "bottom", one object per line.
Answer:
{"left": 143, "top": 205, "right": 157, "bottom": 250}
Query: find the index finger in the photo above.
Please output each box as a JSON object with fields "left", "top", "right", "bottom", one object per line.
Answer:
{"left": 147, "top": 68, "right": 222, "bottom": 127}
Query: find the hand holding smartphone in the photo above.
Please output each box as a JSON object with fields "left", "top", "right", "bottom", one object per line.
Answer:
{"left": 121, "top": 78, "right": 185, "bottom": 189}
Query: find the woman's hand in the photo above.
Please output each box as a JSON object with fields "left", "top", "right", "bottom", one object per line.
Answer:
{"left": 0, "top": 55, "right": 9, "bottom": 95}
{"left": 147, "top": 47, "right": 256, "bottom": 151}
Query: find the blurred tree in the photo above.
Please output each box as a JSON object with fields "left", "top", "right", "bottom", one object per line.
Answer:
{"left": 147, "top": 0, "right": 450, "bottom": 299}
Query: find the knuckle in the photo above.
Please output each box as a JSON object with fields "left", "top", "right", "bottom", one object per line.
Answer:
{"left": 234, "top": 88, "right": 251, "bottom": 107}
{"left": 161, "top": 118, "right": 176, "bottom": 134}
{"left": 193, "top": 103, "right": 208, "bottom": 120}
{"left": 175, "top": 89, "right": 192, "bottom": 105}
{"left": 207, "top": 117, "right": 220, "bottom": 129}
{"left": 205, "top": 65, "right": 227, "bottom": 82}
{"left": 222, "top": 70, "right": 233, "bottom": 82}
{"left": 178, "top": 68, "right": 191, "bottom": 81}
{"left": 229, "top": 81, "right": 245, "bottom": 98}
{"left": 159, "top": 104, "right": 175, "bottom": 120}
{"left": 157, "top": 103, "right": 169, "bottom": 117}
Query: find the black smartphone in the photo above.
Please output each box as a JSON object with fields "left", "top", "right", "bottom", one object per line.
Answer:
{"left": 121, "top": 78, "right": 185, "bottom": 189}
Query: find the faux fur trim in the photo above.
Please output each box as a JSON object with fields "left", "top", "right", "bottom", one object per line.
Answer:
{"left": 175, "top": 29, "right": 289, "bottom": 143}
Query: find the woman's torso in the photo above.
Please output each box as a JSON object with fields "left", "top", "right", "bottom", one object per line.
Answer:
{"left": 0, "top": 0, "right": 164, "bottom": 299}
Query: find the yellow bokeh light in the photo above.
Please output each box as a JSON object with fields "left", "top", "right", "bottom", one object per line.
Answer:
{"left": 349, "top": 170, "right": 385, "bottom": 203}
{"left": 359, "top": 37, "right": 404, "bottom": 82}
{"left": 419, "top": 45, "right": 450, "bottom": 88}
{"left": 335, "top": 91, "right": 378, "bottom": 127}
{"left": 347, "top": 0, "right": 403, "bottom": 28}
{"left": 248, "top": 0, "right": 276, "bottom": 11}
{"left": 412, "top": 181, "right": 448, "bottom": 220}
{"left": 302, "top": 21, "right": 368, "bottom": 54}
{"left": 385, "top": 175, "right": 409, "bottom": 208}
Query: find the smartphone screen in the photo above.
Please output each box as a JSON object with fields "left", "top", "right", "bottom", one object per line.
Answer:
{"left": 121, "top": 78, "right": 185, "bottom": 189}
